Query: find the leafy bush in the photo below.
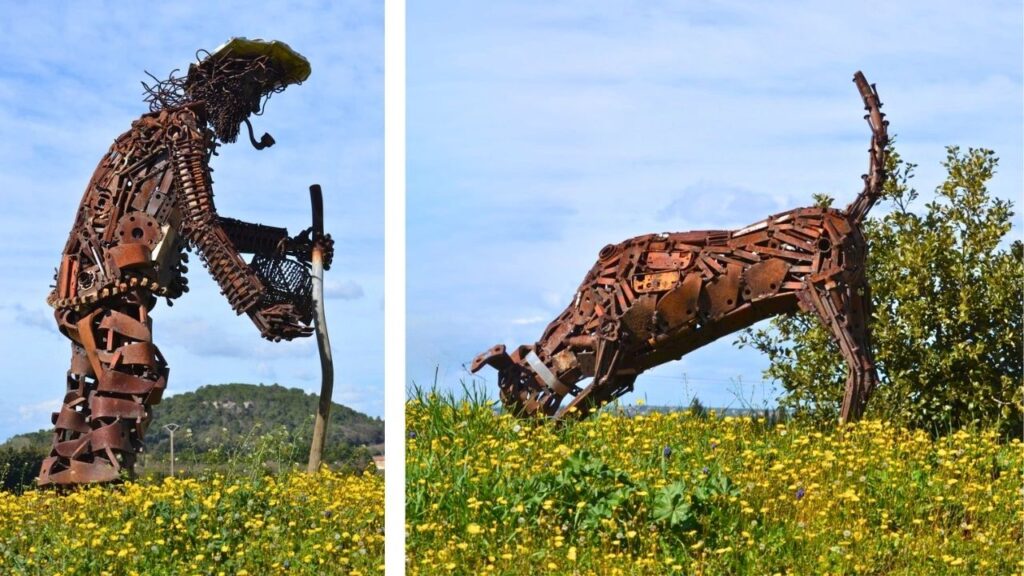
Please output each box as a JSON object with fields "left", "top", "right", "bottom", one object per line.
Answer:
{"left": 739, "top": 146, "right": 1022, "bottom": 435}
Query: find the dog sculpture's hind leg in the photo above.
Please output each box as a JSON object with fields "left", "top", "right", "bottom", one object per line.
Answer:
{"left": 798, "top": 263, "right": 878, "bottom": 422}
{"left": 472, "top": 71, "right": 889, "bottom": 423}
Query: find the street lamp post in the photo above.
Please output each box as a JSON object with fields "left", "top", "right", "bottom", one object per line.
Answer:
{"left": 162, "top": 423, "right": 180, "bottom": 477}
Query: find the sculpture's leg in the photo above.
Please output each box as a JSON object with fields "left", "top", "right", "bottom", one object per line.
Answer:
{"left": 557, "top": 372, "right": 637, "bottom": 421}
{"left": 556, "top": 336, "right": 636, "bottom": 421}
{"left": 39, "top": 290, "right": 168, "bottom": 487}
{"left": 841, "top": 280, "right": 878, "bottom": 419}
{"left": 38, "top": 340, "right": 98, "bottom": 486}
{"left": 800, "top": 280, "right": 878, "bottom": 422}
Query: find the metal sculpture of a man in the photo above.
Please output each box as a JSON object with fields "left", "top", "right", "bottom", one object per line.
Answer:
{"left": 473, "top": 72, "right": 889, "bottom": 424}
{"left": 39, "top": 39, "right": 331, "bottom": 486}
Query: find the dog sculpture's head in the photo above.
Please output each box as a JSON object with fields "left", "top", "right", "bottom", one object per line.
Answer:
{"left": 470, "top": 344, "right": 562, "bottom": 418}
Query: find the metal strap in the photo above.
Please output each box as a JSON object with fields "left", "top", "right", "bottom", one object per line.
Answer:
{"left": 525, "top": 351, "right": 568, "bottom": 396}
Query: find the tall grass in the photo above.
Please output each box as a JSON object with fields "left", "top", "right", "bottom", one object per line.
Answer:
{"left": 406, "top": 386, "right": 1023, "bottom": 575}
{"left": 0, "top": 429, "right": 384, "bottom": 575}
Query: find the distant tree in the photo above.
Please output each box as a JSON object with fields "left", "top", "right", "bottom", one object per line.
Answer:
{"left": 761, "top": 406, "right": 790, "bottom": 426}
{"left": 688, "top": 396, "right": 708, "bottom": 419}
{"left": 739, "top": 145, "right": 1023, "bottom": 435}
{"left": 0, "top": 447, "right": 44, "bottom": 492}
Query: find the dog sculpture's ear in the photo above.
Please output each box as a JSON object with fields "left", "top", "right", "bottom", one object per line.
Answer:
{"left": 470, "top": 344, "right": 513, "bottom": 373}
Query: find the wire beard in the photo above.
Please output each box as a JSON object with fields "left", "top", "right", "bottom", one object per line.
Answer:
{"left": 184, "top": 54, "right": 285, "bottom": 144}
{"left": 209, "top": 100, "right": 247, "bottom": 143}
{"left": 196, "top": 85, "right": 258, "bottom": 143}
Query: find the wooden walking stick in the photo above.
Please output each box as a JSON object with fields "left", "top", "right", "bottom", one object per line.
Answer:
{"left": 307, "top": 184, "right": 335, "bottom": 472}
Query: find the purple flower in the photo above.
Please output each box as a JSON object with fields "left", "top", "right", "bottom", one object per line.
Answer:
{"left": 702, "top": 466, "right": 709, "bottom": 475}
{"left": 662, "top": 446, "right": 672, "bottom": 458}
{"left": 409, "top": 430, "right": 417, "bottom": 439}
{"left": 710, "top": 441, "right": 718, "bottom": 450}
{"left": 795, "top": 487, "right": 805, "bottom": 500}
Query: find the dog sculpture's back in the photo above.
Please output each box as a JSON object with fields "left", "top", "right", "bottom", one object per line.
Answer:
{"left": 472, "top": 71, "right": 888, "bottom": 422}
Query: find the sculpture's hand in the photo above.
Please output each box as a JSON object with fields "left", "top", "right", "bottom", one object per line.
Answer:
{"left": 250, "top": 302, "right": 314, "bottom": 342}
{"left": 281, "top": 228, "right": 334, "bottom": 270}
{"left": 313, "top": 232, "right": 334, "bottom": 271}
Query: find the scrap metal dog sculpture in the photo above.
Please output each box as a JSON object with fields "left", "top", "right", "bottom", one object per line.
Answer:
{"left": 39, "top": 39, "right": 332, "bottom": 486}
{"left": 472, "top": 72, "right": 888, "bottom": 423}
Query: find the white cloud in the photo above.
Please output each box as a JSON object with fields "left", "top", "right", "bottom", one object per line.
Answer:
{"left": 256, "top": 362, "right": 277, "bottom": 380}
{"left": 11, "top": 304, "right": 57, "bottom": 333}
{"left": 510, "top": 316, "right": 547, "bottom": 325}
{"left": 18, "top": 398, "right": 61, "bottom": 422}
{"left": 324, "top": 279, "right": 365, "bottom": 300}
{"left": 331, "top": 383, "right": 383, "bottom": 417}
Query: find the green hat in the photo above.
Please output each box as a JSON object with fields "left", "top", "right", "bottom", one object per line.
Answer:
{"left": 207, "top": 37, "right": 311, "bottom": 85}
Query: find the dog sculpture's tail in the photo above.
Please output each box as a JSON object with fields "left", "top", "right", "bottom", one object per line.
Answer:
{"left": 846, "top": 71, "right": 889, "bottom": 225}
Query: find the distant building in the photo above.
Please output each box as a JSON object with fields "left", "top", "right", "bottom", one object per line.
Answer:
{"left": 372, "top": 455, "right": 385, "bottom": 472}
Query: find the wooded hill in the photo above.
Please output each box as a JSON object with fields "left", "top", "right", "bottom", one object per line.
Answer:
{"left": 3, "top": 383, "right": 383, "bottom": 468}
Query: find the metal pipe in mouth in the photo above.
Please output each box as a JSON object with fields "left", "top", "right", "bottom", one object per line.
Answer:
{"left": 243, "top": 117, "right": 275, "bottom": 150}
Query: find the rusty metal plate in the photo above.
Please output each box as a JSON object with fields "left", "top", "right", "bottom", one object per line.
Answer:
{"left": 551, "top": 348, "right": 578, "bottom": 375}
{"left": 705, "top": 263, "right": 742, "bottom": 319}
{"left": 645, "top": 251, "right": 693, "bottom": 271}
{"left": 631, "top": 271, "right": 679, "bottom": 293}
{"left": 114, "top": 212, "right": 163, "bottom": 249}
{"left": 742, "top": 258, "right": 791, "bottom": 301}
{"left": 620, "top": 296, "right": 655, "bottom": 340}
{"left": 107, "top": 243, "right": 152, "bottom": 270}
{"left": 656, "top": 272, "right": 702, "bottom": 330}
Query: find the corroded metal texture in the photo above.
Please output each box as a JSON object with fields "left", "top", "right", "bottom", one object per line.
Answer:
{"left": 473, "top": 71, "right": 889, "bottom": 424}
{"left": 39, "top": 39, "right": 332, "bottom": 486}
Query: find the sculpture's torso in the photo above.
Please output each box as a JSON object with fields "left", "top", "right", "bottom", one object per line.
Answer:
{"left": 48, "top": 106, "right": 212, "bottom": 312}
{"left": 517, "top": 206, "right": 867, "bottom": 415}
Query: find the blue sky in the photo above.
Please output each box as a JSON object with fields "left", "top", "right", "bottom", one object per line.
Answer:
{"left": 408, "top": 1, "right": 1022, "bottom": 409}
{"left": 0, "top": 1, "right": 383, "bottom": 441}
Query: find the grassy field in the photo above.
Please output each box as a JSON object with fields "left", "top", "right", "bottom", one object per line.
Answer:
{"left": 0, "top": 468, "right": 383, "bottom": 575}
{"left": 406, "top": 390, "right": 1023, "bottom": 575}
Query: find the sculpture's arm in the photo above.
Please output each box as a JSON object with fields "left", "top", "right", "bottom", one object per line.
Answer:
{"left": 217, "top": 216, "right": 289, "bottom": 255}
{"left": 167, "top": 108, "right": 311, "bottom": 341}
{"left": 218, "top": 216, "right": 334, "bottom": 270}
